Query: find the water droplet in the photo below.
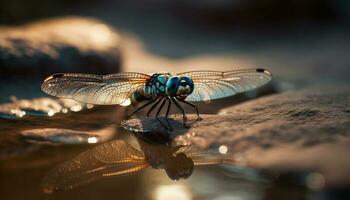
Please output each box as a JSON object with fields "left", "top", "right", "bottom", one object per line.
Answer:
{"left": 87, "top": 104, "right": 94, "bottom": 109}
{"left": 70, "top": 105, "right": 82, "bottom": 112}
{"left": 47, "top": 110, "right": 55, "bottom": 116}
{"left": 10, "top": 109, "right": 26, "bottom": 118}
{"left": 87, "top": 137, "right": 98, "bottom": 144}
{"left": 219, "top": 145, "right": 228, "bottom": 154}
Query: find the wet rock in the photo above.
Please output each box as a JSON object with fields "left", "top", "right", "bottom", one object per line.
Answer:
{"left": 0, "top": 96, "right": 92, "bottom": 119}
{"left": 0, "top": 97, "right": 125, "bottom": 134}
{"left": 20, "top": 127, "right": 115, "bottom": 145}
{"left": 122, "top": 85, "right": 350, "bottom": 187}
{"left": 0, "top": 17, "right": 121, "bottom": 78}
{"left": 0, "top": 95, "right": 125, "bottom": 159}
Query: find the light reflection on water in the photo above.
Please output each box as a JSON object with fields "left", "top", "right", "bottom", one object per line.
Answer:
{"left": 141, "top": 163, "right": 266, "bottom": 200}
{"left": 154, "top": 185, "right": 191, "bottom": 200}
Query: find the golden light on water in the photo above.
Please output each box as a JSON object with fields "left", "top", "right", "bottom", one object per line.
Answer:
{"left": 155, "top": 185, "right": 191, "bottom": 200}
{"left": 120, "top": 98, "right": 131, "bottom": 107}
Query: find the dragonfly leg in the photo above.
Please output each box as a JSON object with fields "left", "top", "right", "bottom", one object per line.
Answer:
{"left": 128, "top": 98, "right": 158, "bottom": 118}
{"left": 171, "top": 97, "right": 188, "bottom": 128}
{"left": 178, "top": 99, "right": 202, "bottom": 121}
{"left": 147, "top": 98, "right": 162, "bottom": 117}
{"left": 155, "top": 98, "right": 168, "bottom": 130}
{"left": 165, "top": 98, "right": 173, "bottom": 131}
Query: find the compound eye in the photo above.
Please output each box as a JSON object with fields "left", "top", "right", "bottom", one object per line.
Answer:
{"left": 166, "top": 76, "right": 180, "bottom": 96}
{"left": 157, "top": 75, "right": 167, "bottom": 84}
{"left": 180, "top": 76, "right": 194, "bottom": 92}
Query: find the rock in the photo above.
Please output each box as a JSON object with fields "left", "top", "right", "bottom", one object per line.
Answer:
{"left": 0, "top": 17, "right": 121, "bottom": 78}
{"left": 19, "top": 127, "right": 115, "bottom": 145}
{"left": 0, "top": 95, "right": 125, "bottom": 159}
{"left": 1, "top": 126, "right": 114, "bottom": 160}
{"left": 0, "top": 96, "right": 92, "bottom": 119}
{"left": 122, "top": 85, "right": 350, "bottom": 187}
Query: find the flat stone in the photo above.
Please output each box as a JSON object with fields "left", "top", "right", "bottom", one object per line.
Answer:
{"left": 0, "top": 17, "right": 121, "bottom": 78}
{"left": 20, "top": 127, "right": 115, "bottom": 145}
{"left": 0, "top": 96, "right": 125, "bottom": 159}
{"left": 0, "top": 96, "right": 91, "bottom": 119}
{"left": 122, "top": 85, "right": 350, "bottom": 187}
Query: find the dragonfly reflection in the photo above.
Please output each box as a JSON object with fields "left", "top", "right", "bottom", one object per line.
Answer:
{"left": 41, "top": 69, "right": 271, "bottom": 130}
{"left": 41, "top": 137, "right": 234, "bottom": 193}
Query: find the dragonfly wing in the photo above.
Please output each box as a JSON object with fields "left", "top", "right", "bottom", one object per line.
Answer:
{"left": 178, "top": 69, "right": 272, "bottom": 102}
{"left": 41, "top": 140, "right": 149, "bottom": 193}
{"left": 41, "top": 72, "right": 151, "bottom": 105}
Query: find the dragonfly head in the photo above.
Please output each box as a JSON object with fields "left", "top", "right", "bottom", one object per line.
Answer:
{"left": 166, "top": 75, "right": 194, "bottom": 98}
{"left": 164, "top": 153, "right": 194, "bottom": 180}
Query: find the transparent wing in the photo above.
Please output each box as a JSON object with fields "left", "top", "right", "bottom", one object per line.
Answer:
{"left": 175, "top": 146, "right": 235, "bottom": 166}
{"left": 41, "top": 140, "right": 149, "bottom": 193}
{"left": 178, "top": 68, "right": 272, "bottom": 102}
{"left": 41, "top": 72, "right": 151, "bottom": 105}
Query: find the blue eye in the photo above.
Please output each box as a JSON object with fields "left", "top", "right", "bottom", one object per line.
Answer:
{"left": 180, "top": 76, "right": 194, "bottom": 92}
{"left": 166, "top": 76, "right": 180, "bottom": 96}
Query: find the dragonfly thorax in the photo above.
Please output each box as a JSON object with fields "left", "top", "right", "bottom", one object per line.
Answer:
{"left": 144, "top": 73, "right": 194, "bottom": 99}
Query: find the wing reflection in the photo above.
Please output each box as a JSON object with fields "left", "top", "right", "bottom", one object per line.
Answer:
{"left": 41, "top": 140, "right": 148, "bottom": 193}
{"left": 42, "top": 136, "right": 234, "bottom": 193}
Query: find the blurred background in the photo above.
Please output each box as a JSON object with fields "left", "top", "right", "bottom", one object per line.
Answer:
{"left": 0, "top": 0, "right": 350, "bottom": 200}
{"left": 0, "top": 0, "right": 349, "bottom": 99}
{"left": 0, "top": 0, "right": 349, "bottom": 77}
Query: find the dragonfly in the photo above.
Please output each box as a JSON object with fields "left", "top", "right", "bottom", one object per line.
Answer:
{"left": 41, "top": 139, "right": 234, "bottom": 193}
{"left": 41, "top": 68, "right": 272, "bottom": 130}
